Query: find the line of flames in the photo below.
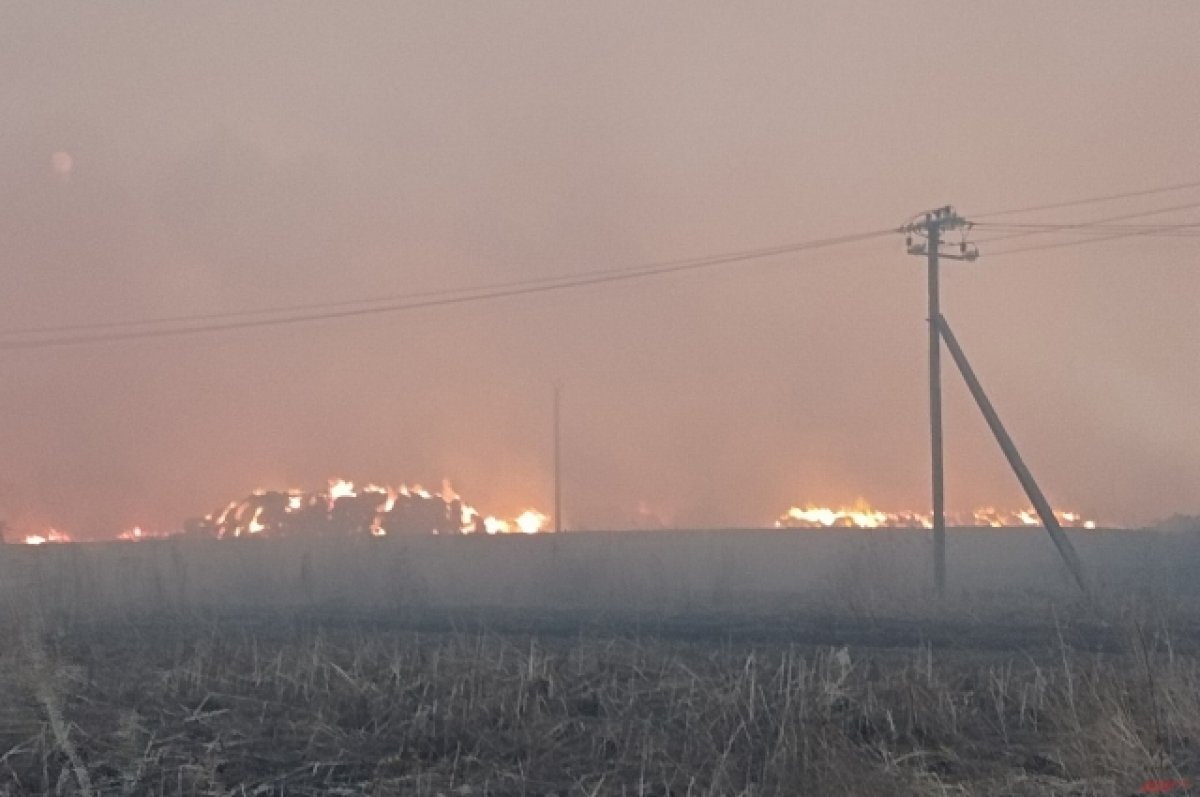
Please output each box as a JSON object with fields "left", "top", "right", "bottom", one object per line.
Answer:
{"left": 16, "top": 494, "right": 1103, "bottom": 545}
{"left": 775, "top": 501, "right": 1098, "bottom": 530}
{"left": 19, "top": 478, "right": 548, "bottom": 544}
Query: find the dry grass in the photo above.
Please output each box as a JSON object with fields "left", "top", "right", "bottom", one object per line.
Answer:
{"left": 2, "top": 533, "right": 1199, "bottom": 794}
{"left": 1, "top": 602, "right": 1199, "bottom": 796}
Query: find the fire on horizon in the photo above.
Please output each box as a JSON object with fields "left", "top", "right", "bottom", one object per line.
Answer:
{"left": 774, "top": 502, "right": 1097, "bottom": 530}
{"left": 14, "top": 480, "right": 1100, "bottom": 544}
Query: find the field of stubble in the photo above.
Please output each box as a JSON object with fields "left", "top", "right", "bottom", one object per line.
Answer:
{"left": 3, "top": 533, "right": 1200, "bottom": 796}
{"left": 3, "top": 602, "right": 1200, "bottom": 796}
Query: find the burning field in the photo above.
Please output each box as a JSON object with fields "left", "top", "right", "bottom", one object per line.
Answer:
{"left": 189, "top": 478, "right": 548, "bottom": 540}
{"left": 3, "top": 488, "right": 1192, "bottom": 795}
{"left": 13, "top": 478, "right": 550, "bottom": 546}
{"left": 774, "top": 501, "right": 1098, "bottom": 530}
{"left": 11, "top": 476, "right": 1105, "bottom": 546}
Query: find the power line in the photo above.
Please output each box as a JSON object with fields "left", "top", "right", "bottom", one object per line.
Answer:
{"left": 974, "top": 222, "right": 1200, "bottom": 235}
{"left": 10, "top": 181, "right": 1199, "bottom": 350}
{"left": 972, "top": 178, "right": 1200, "bottom": 219}
{"left": 0, "top": 228, "right": 895, "bottom": 351}
{"left": 972, "top": 199, "right": 1200, "bottom": 245}
{"left": 986, "top": 223, "right": 1200, "bottom": 258}
{"left": 0, "top": 237, "right": 871, "bottom": 339}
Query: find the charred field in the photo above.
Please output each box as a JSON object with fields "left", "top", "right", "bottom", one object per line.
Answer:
{"left": 3, "top": 530, "right": 1200, "bottom": 796}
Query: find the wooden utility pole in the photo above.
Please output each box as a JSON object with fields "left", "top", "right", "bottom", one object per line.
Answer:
{"left": 903, "top": 205, "right": 1087, "bottom": 594}
{"left": 904, "top": 207, "right": 975, "bottom": 594}
{"left": 927, "top": 219, "right": 946, "bottom": 593}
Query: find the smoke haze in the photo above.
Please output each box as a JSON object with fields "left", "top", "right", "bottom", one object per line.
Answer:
{"left": 0, "top": 2, "right": 1197, "bottom": 536}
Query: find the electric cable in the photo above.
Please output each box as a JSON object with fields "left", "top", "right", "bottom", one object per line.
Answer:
{"left": 0, "top": 237, "right": 868, "bottom": 339}
{"left": 972, "top": 200, "right": 1200, "bottom": 245}
{"left": 972, "top": 178, "right": 1200, "bottom": 219}
{"left": 986, "top": 223, "right": 1200, "bottom": 258}
{"left": 0, "top": 228, "right": 896, "bottom": 350}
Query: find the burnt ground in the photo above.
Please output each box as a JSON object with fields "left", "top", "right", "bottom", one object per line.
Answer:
{"left": 2, "top": 604, "right": 1200, "bottom": 795}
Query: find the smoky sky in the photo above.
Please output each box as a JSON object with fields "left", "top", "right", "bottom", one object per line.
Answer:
{"left": 0, "top": 2, "right": 1197, "bottom": 536}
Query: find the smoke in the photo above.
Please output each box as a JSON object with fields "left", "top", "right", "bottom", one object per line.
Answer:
{"left": 0, "top": 3, "right": 1197, "bottom": 536}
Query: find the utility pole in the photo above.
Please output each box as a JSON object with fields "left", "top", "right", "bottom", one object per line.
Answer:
{"left": 553, "top": 383, "right": 562, "bottom": 533}
{"left": 927, "top": 218, "right": 946, "bottom": 594}
{"left": 902, "top": 206, "right": 1087, "bottom": 594}
{"left": 904, "top": 207, "right": 976, "bottom": 594}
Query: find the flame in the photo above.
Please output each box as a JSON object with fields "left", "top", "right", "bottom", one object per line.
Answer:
{"left": 23, "top": 480, "right": 1103, "bottom": 545}
{"left": 12, "top": 487, "right": 1103, "bottom": 546}
{"left": 214, "top": 500, "right": 238, "bottom": 527}
{"left": 475, "top": 511, "right": 547, "bottom": 535}
{"left": 182, "top": 477, "right": 548, "bottom": 540}
{"left": 516, "top": 509, "right": 547, "bottom": 534}
{"left": 116, "top": 525, "right": 175, "bottom": 541}
{"left": 247, "top": 507, "right": 266, "bottom": 535}
{"left": 23, "top": 529, "right": 72, "bottom": 545}
{"left": 971, "top": 507, "right": 1005, "bottom": 527}
{"left": 776, "top": 500, "right": 1099, "bottom": 530}
{"left": 328, "top": 479, "right": 356, "bottom": 501}
{"left": 781, "top": 500, "right": 889, "bottom": 529}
